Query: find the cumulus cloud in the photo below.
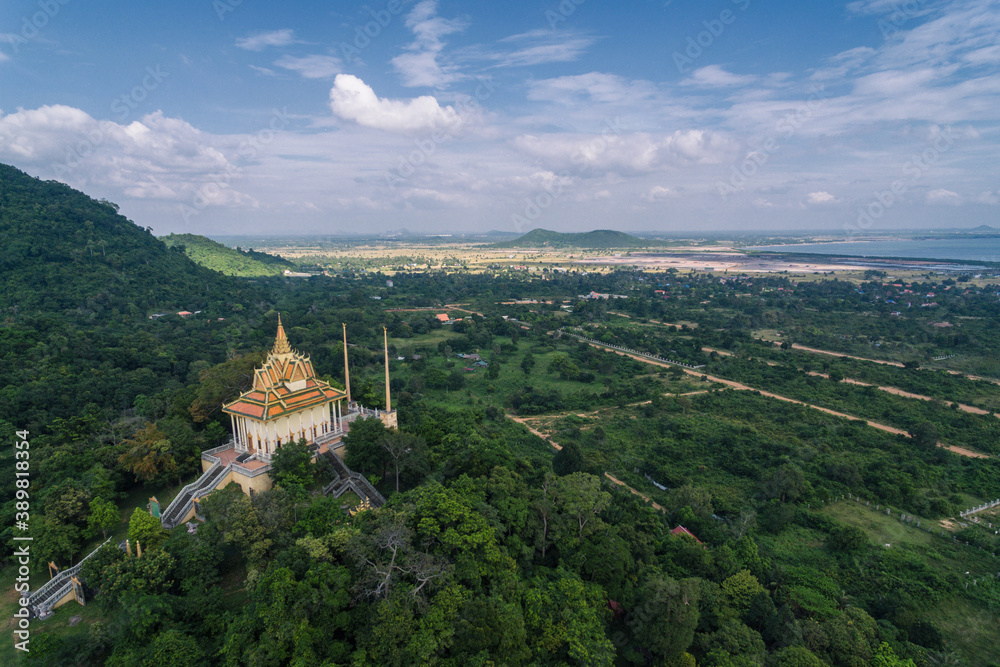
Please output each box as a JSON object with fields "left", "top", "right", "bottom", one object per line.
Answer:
{"left": 275, "top": 54, "right": 341, "bottom": 79}
{"left": 806, "top": 191, "right": 837, "bottom": 204}
{"left": 236, "top": 29, "right": 297, "bottom": 51}
{"left": 391, "top": 0, "right": 467, "bottom": 87}
{"left": 926, "top": 188, "right": 961, "bottom": 205}
{"left": 329, "top": 74, "right": 460, "bottom": 132}
{"left": 0, "top": 104, "right": 254, "bottom": 208}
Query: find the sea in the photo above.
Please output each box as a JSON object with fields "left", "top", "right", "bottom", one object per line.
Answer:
{"left": 751, "top": 236, "right": 1000, "bottom": 265}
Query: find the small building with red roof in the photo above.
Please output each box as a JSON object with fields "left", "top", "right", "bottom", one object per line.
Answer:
{"left": 670, "top": 525, "right": 703, "bottom": 544}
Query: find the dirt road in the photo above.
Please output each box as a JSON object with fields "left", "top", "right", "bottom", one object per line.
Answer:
{"left": 805, "top": 372, "right": 994, "bottom": 416}
{"left": 507, "top": 412, "right": 668, "bottom": 512}
{"left": 584, "top": 343, "right": 990, "bottom": 460}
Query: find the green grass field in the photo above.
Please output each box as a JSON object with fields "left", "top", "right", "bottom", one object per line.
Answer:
{"left": 819, "top": 501, "right": 1000, "bottom": 664}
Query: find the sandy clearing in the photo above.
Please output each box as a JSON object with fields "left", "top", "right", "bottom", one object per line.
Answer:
{"left": 506, "top": 413, "right": 562, "bottom": 450}
{"left": 946, "top": 370, "right": 1000, "bottom": 387}
{"left": 944, "top": 445, "right": 992, "bottom": 459}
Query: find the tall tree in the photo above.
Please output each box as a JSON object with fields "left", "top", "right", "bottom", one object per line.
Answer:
{"left": 86, "top": 496, "right": 120, "bottom": 539}
{"left": 118, "top": 422, "right": 178, "bottom": 486}
{"left": 344, "top": 416, "right": 389, "bottom": 478}
{"left": 630, "top": 574, "right": 701, "bottom": 661}
{"left": 268, "top": 437, "right": 313, "bottom": 503}
{"left": 127, "top": 506, "right": 165, "bottom": 550}
{"left": 380, "top": 431, "right": 426, "bottom": 493}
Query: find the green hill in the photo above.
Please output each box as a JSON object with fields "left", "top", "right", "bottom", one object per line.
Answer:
{"left": 0, "top": 163, "right": 249, "bottom": 317}
{"left": 492, "top": 228, "right": 666, "bottom": 249}
{"left": 161, "top": 233, "right": 295, "bottom": 276}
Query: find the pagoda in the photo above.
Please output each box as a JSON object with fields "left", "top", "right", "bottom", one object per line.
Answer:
{"left": 222, "top": 315, "right": 347, "bottom": 461}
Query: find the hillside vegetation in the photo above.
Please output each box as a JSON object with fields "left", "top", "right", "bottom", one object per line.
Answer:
{"left": 492, "top": 227, "right": 667, "bottom": 249}
{"left": 4, "top": 166, "right": 999, "bottom": 666}
{"left": 161, "top": 233, "right": 294, "bottom": 276}
{"left": 0, "top": 164, "right": 247, "bottom": 317}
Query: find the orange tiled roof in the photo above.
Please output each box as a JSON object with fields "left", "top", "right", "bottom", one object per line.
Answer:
{"left": 223, "top": 319, "right": 346, "bottom": 421}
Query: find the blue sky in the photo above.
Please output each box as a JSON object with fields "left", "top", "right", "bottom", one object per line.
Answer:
{"left": 1, "top": 0, "right": 998, "bottom": 236}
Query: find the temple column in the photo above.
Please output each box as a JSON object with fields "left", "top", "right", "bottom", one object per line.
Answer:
{"left": 230, "top": 414, "right": 236, "bottom": 445}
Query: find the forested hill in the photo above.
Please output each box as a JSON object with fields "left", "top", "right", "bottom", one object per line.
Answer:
{"left": 0, "top": 164, "right": 247, "bottom": 317}
{"left": 161, "top": 233, "right": 295, "bottom": 276}
{"left": 492, "top": 228, "right": 667, "bottom": 249}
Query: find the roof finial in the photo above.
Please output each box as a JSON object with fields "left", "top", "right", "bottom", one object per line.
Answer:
{"left": 273, "top": 314, "right": 292, "bottom": 355}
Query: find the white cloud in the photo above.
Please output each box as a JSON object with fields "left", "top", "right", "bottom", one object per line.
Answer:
{"left": 0, "top": 105, "right": 254, "bottom": 208}
{"left": 683, "top": 65, "right": 757, "bottom": 88}
{"left": 806, "top": 191, "right": 837, "bottom": 204}
{"left": 401, "top": 187, "right": 468, "bottom": 205}
{"left": 0, "top": 51, "right": 9, "bottom": 63}
{"left": 391, "top": 0, "right": 467, "bottom": 87}
{"left": 249, "top": 65, "right": 276, "bottom": 76}
{"left": 528, "top": 72, "right": 657, "bottom": 105}
{"left": 643, "top": 186, "right": 677, "bottom": 202}
{"left": 235, "top": 29, "right": 297, "bottom": 51}
{"left": 926, "top": 188, "right": 961, "bottom": 205}
{"left": 274, "top": 54, "right": 341, "bottom": 79}
{"left": 513, "top": 129, "right": 735, "bottom": 174}
{"left": 493, "top": 30, "right": 596, "bottom": 67}
{"left": 976, "top": 190, "right": 999, "bottom": 204}
{"left": 329, "top": 74, "right": 460, "bottom": 132}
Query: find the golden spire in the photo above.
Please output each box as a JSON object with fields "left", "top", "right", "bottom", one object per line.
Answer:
{"left": 343, "top": 323, "right": 351, "bottom": 403}
{"left": 273, "top": 314, "right": 292, "bottom": 355}
{"left": 384, "top": 326, "right": 391, "bottom": 413}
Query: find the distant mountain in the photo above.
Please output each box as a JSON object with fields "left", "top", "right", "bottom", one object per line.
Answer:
{"left": 968, "top": 225, "right": 999, "bottom": 233}
{"left": 161, "top": 233, "right": 294, "bottom": 276}
{"left": 492, "top": 228, "right": 667, "bottom": 249}
{"left": 0, "top": 164, "right": 252, "bottom": 317}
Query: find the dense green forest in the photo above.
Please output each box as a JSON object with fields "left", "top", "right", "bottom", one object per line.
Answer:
{"left": 161, "top": 233, "right": 295, "bottom": 277}
{"left": 2, "top": 166, "right": 999, "bottom": 665}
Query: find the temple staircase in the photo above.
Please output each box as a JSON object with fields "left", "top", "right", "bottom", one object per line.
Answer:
{"left": 25, "top": 536, "right": 113, "bottom": 618}
{"left": 160, "top": 460, "right": 231, "bottom": 529}
{"left": 322, "top": 451, "right": 385, "bottom": 508}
